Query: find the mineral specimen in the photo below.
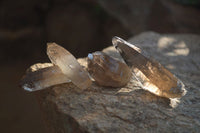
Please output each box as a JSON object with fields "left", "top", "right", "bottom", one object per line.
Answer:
{"left": 21, "top": 63, "right": 71, "bottom": 91}
{"left": 47, "top": 43, "right": 92, "bottom": 90}
{"left": 87, "top": 51, "right": 132, "bottom": 87}
{"left": 112, "top": 36, "right": 186, "bottom": 98}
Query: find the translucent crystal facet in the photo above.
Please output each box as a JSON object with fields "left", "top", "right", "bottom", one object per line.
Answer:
{"left": 47, "top": 43, "right": 92, "bottom": 90}
{"left": 87, "top": 51, "right": 131, "bottom": 87}
{"left": 112, "top": 36, "right": 186, "bottom": 98}
{"left": 20, "top": 63, "right": 71, "bottom": 91}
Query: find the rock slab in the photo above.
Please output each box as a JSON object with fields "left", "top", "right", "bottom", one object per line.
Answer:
{"left": 34, "top": 32, "right": 200, "bottom": 133}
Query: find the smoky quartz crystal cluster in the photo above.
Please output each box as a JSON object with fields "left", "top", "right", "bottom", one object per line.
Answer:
{"left": 20, "top": 37, "right": 186, "bottom": 98}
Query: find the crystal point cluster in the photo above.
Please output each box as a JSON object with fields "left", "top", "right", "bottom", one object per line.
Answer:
{"left": 112, "top": 36, "right": 186, "bottom": 98}
{"left": 47, "top": 43, "right": 92, "bottom": 90}
{"left": 21, "top": 36, "right": 186, "bottom": 99}
{"left": 21, "top": 43, "right": 92, "bottom": 92}
{"left": 20, "top": 63, "right": 71, "bottom": 91}
{"left": 87, "top": 51, "right": 132, "bottom": 87}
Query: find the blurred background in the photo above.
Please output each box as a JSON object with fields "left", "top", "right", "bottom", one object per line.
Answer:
{"left": 0, "top": 0, "right": 199, "bottom": 132}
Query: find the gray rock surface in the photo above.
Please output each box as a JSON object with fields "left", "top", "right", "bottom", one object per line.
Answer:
{"left": 34, "top": 32, "right": 200, "bottom": 133}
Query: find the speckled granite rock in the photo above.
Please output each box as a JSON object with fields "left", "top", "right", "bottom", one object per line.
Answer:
{"left": 34, "top": 32, "right": 200, "bottom": 133}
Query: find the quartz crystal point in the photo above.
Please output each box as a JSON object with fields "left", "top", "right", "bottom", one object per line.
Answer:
{"left": 47, "top": 43, "right": 92, "bottom": 90}
{"left": 21, "top": 63, "right": 71, "bottom": 92}
{"left": 87, "top": 51, "right": 132, "bottom": 87}
{"left": 112, "top": 36, "right": 186, "bottom": 98}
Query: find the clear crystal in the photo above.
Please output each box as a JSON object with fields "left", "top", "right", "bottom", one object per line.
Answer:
{"left": 47, "top": 43, "right": 92, "bottom": 90}
{"left": 87, "top": 51, "right": 131, "bottom": 87}
{"left": 112, "top": 36, "right": 186, "bottom": 98}
{"left": 21, "top": 63, "right": 70, "bottom": 91}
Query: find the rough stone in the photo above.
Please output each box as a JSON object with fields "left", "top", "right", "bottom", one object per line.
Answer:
{"left": 34, "top": 32, "right": 200, "bottom": 133}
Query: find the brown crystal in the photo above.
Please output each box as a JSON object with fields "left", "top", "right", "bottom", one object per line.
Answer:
{"left": 47, "top": 43, "right": 92, "bottom": 90}
{"left": 20, "top": 63, "right": 70, "bottom": 91}
{"left": 112, "top": 36, "right": 186, "bottom": 98}
{"left": 87, "top": 51, "right": 132, "bottom": 87}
